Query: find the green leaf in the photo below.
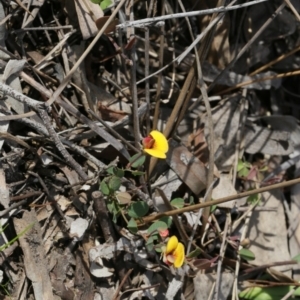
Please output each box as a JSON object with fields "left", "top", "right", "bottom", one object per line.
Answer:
{"left": 100, "top": 0, "right": 112, "bottom": 10}
{"left": 112, "top": 212, "right": 118, "bottom": 223}
{"left": 106, "top": 166, "right": 115, "bottom": 175}
{"left": 239, "top": 286, "right": 300, "bottom": 300}
{"left": 239, "top": 167, "right": 250, "bottom": 178}
{"left": 107, "top": 201, "right": 120, "bottom": 223}
{"left": 127, "top": 218, "right": 138, "bottom": 234}
{"left": 189, "top": 196, "right": 195, "bottom": 205}
{"left": 0, "top": 222, "right": 34, "bottom": 251}
{"left": 237, "top": 159, "right": 245, "bottom": 172}
{"left": 247, "top": 193, "right": 259, "bottom": 205}
{"left": 107, "top": 200, "right": 118, "bottom": 215}
{"left": 100, "top": 180, "right": 110, "bottom": 195}
{"left": 186, "top": 247, "right": 202, "bottom": 258}
{"left": 154, "top": 243, "right": 164, "bottom": 253}
{"left": 210, "top": 204, "right": 217, "bottom": 213}
{"left": 147, "top": 221, "right": 168, "bottom": 235}
{"left": 0, "top": 223, "right": 8, "bottom": 235}
{"left": 113, "top": 168, "right": 124, "bottom": 178}
{"left": 131, "top": 170, "right": 145, "bottom": 176}
{"left": 146, "top": 234, "right": 158, "bottom": 251}
{"left": 128, "top": 201, "right": 149, "bottom": 218}
{"left": 90, "top": 0, "right": 101, "bottom": 4}
{"left": 259, "top": 165, "right": 268, "bottom": 172}
{"left": 238, "top": 159, "right": 251, "bottom": 169}
{"left": 170, "top": 198, "right": 184, "bottom": 209}
{"left": 292, "top": 253, "right": 300, "bottom": 262}
{"left": 239, "top": 248, "right": 255, "bottom": 261}
{"left": 129, "top": 153, "right": 146, "bottom": 168}
{"left": 109, "top": 176, "right": 121, "bottom": 191}
{"left": 159, "top": 216, "right": 172, "bottom": 227}
{"left": 237, "top": 159, "right": 251, "bottom": 177}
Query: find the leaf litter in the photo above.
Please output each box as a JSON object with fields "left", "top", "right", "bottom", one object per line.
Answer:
{"left": 1, "top": 0, "right": 300, "bottom": 299}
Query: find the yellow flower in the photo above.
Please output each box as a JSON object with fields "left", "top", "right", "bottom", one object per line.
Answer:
{"left": 162, "top": 236, "right": 185, "bottom": 268}
{"left": 142, "top": 130, "right": 169, "bottom": 159}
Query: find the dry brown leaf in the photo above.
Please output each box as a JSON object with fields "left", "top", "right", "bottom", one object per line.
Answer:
{"left": 95, "top": 16, "right": 119, "bottom": 33}
{"left": 116, "top": 191, "right": 132, "bottom": 204}
{"left": 189, "top": 127, "right": 209, "bottom": 164}
{"left": 166, "top": 139, "right": 208, "bottom": 195}
{"left": 194, "top": 0, "right": 230, "bottom": 69}
{"left": 74, "top": 0, "right": 104, "bottom": 39}
{"left": 244, "top": 190, "right": 291, "bottom": 274}
{"left": 97, "top": 102, "right": 129, "bottom": 122}
{"left": 13, "top": 210, "right": 56, "bottom": 300}
{"left": 189, "top": 126, "right": 220, "bottom": 178}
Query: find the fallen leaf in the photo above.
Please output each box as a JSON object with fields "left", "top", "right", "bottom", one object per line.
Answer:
{"left": 95, "top": 16, "right": 119, "bottom": 33}
{"left": 166, "top": 139, "right": 208, "bottom": 195}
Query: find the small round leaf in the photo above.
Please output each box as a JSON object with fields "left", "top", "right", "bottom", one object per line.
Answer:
{"left": 109, "top": 176, "right": 121, "bottom": 191}
{"left": 113, "top": 168, "right": 124, "bottom": 178}
{"left": 128, "top": 201, "right": 149, "bottom": 218}
{"left": 95, "top": 16, "right": 118, "bottom": 33}
{"left": 100, "top": 0, "right": 112, "bottom": 10}
{"left": 170, "top": 198, "right": 185, "bottom": 209}
{"left": 159, "top": 216, "right": 172, "bottom": 227}
{"left": 127, "top": 218, "right": 138, "bottom": 234}
{"left": 116, "top": 192, "right": 132, "bottom": 204}
{"left": 129, "top": 154, "right": 146, "bottom": 168}
{"left": 147, "top": 221, "right": 168, "bottom": 235}
{"left": 146, "top": 235, "right": 158, "bottom": 251}
{"left": 100, "top": 181, "right": 110, "bottom": 195}
{"left": 106, "top": 166, "right": 115, "bottom": 175}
